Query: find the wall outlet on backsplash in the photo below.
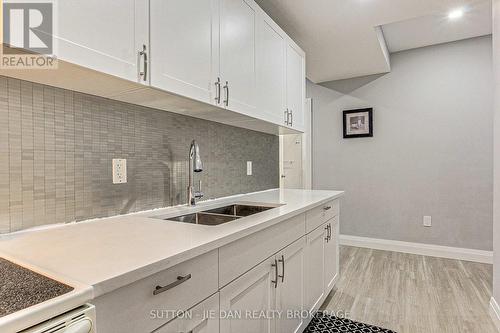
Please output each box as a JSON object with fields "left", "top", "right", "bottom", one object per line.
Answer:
{"left": 113, "top": 159, "right": 127, "bottom": 184}
{"left": 247, "top": 161, "right": 253, "bottom": 176}
{"left": 423, "top": 215, "right": 432, "bottom": 227}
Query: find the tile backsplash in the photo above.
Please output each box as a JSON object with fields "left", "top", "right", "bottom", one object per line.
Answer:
{"left": 0, "top": 76, "right": 279, "bottom": 233}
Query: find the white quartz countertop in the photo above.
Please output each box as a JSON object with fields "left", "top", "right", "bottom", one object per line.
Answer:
{"left": 0, "top": 188, "right": 343, "bottom": 330}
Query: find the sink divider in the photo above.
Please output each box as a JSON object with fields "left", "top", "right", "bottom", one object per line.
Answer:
{"left": 198, "top": 212, "right": 244, "bottom": 218}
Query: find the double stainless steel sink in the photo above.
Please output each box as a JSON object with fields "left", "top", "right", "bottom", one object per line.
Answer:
{"left": 158, "top": 204, "right": 281, "bottom": 226}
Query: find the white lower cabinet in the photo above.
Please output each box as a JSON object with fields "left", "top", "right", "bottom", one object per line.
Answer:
{"left": 219, "top": 214, "right": 305, "bottom": 288}
{"left": 305, "top": 224, "right": 326, "bottom": 314}
{"left": 95, "top": 200, "right": 340, "bottom": 333}
{"left": 220, "top": 257, "right": 276, "bottom": 333}
{"left": 324, "top": 218, "right": 339, "bottom": 293}
{"left": 93, "top": 250, "right": 218, "bottom": 333}
{"left": 154, "top": 293, "right": 219, "bottom": 333}
{"left": 220, "top": 237, "right": 306, "bottom": 333}
{"left": 304, "top": 217, "right": 339, "bottom": 322}
{"left": 275, "top": 238, "right": 306, "bottom": 333}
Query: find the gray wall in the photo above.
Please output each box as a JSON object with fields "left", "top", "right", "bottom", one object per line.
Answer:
{"left": 0, "top": 76, "right": 279, "bottom": 233}
{"left": 308, "top": 36, "right": 493, "bottom": 251}
{"left": 493, "top": 0, "right": 500, "bottom": 304}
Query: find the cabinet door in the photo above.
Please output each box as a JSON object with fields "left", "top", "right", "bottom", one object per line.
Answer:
{"left": 57, "top": 0, "right": 149, "bottom": 84}
{"left": 276, "top": 238, "right": 305, "bottom": 333}
{"left": 150, "top": 0, "right": 219, "bottom": 105}
{"left": 324, "top": 219, "right": 339, "bottom": 294}
{"left": 256, "top": 16, "right": 286, "bottom": 125}
{"left": 154, "top": 293, "right": 219, "bottom": 333}
{"left": 305, "top": 224, "right": 326, "bottom": 313}
{"left": 219, "top": 0, "right": 257, "bottom": 115}
{"left": 286, "top": 43, "right": 305, "bottom": 130}
{"left": 220, "top": 257, "right": 276, "bottom": 333}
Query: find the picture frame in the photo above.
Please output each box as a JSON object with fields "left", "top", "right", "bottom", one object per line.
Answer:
{"left": 343, "top": 108, "right": 373, "bottom": 138}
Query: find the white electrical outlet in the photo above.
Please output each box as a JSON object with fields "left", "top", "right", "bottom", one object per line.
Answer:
{"left": 112, "top": 159, "right": 127, "bottom": 184}
{"left": 247, "top": 161, "right": 252, "bottom": 176}
{"left": 423, "top": 216, "right": 432, "bottom": 227}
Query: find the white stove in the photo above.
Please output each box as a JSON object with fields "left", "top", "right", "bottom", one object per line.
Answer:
{"left": 21, "top": 305, "right": 95, "bottom": 333}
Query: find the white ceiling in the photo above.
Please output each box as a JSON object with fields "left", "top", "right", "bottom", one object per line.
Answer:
{"left": 382, "top": 1, "right": 491, "bottom": 53}
{"left": 254, "top": 0, "right": 492, "bottom": 83}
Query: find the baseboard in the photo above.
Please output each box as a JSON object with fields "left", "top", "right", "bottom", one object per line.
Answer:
{"left": 339, "top": 234, "right": 493, "bottom": 264}
{"left": 490, "top": 297, "right": 500, "bottom": 331}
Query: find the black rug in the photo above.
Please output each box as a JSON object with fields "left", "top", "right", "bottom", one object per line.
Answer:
{"left": 304, "top": 313, "right": 397, "bottom": 333}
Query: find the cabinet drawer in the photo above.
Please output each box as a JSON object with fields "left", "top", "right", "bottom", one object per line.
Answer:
{"left": 94, "top": 250, "right": 218, "bottom": 333}
{"left": 219, "top": 213, "right": 305, "bottom": 288}
{"left": 306, "top": 200, "right": 338, "bottom": 233}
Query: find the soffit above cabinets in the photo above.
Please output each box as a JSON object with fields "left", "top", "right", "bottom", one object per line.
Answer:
{"left": 254, "top": 0, "right": 491, "bottom": 83}
{"left": 382, "top": 0, "right": 492, "bottom": 53}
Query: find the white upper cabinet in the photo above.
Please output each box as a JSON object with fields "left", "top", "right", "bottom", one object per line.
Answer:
{"left": 256, "top": 14, "right": 286, "bottom": 125}
{"left": 7, "top": 0, "right": 306, "bottom": 134}
{"left": 219, "top": 0, "right": 257, "bottom": 115}
{"left": 56, "top": 0, "right": 149, "bottom": 85}
{"left": 150, "top": 0, "right": 219, "bottom": 104}
{"left": 286, "top": 43, "right": 306, "bottom": 131}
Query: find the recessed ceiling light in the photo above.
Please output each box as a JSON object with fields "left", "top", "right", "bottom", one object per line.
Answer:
{"left": 448, "top": 8, "right": 464, "bottom": 19}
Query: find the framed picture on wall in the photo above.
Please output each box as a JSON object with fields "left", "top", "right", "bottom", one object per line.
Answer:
{"left": 343, "top": 108, "right": 373, "bottom": 138}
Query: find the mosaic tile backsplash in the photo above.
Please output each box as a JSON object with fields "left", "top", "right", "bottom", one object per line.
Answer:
{"left": 0, "top": 76, "right": 279, "bottom": 233}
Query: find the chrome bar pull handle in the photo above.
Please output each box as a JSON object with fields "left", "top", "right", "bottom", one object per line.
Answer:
{"left": 215, "top": 77, "right": 221, "bottom": 104}
{"left": 289, "top": 109, "right": 293, "bottom": 126}
{"left": 153, "top": 274, "right": 191, "bottom": 296}
{"left": 271, "top": 259, "right": 278, "bottom": 288}
{"left": 278, "top": 255, "right": 285, "bottom": 283}
{"left": 284, "top": 109, "right": 289, "bottom": 125}
{"left": 223, "top": 81, "right": 229, "bottom": 107}
{"left": 325, "top": 225, "right": 329, "bottom": 242}
{"left": 138, "top": 44, "right": 148, "bottom": 82}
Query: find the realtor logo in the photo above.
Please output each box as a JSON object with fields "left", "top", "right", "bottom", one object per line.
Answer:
{"left": 3, "top": 3, "right": 53, "bottom": 54}
{"left": 1, "top": 1, "right": 56, "bottom": 68}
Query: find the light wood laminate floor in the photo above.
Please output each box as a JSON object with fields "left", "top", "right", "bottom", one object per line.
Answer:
{"left": 321, "top": 246, "right": 497, "bottom": 333}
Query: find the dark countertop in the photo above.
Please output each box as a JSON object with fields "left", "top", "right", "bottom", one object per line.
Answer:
{"left": 0, "top": 258, "right": 74, "bottom": 318}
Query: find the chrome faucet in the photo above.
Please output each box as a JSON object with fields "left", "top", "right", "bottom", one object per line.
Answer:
{"left": 187, "top": 140, "right": 204, "bottom": 206}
